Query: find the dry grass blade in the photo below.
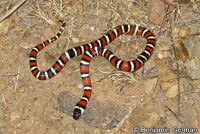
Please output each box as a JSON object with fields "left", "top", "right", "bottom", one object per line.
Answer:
{"left": 100, "top": 1, "right": 120, "bottom": 18}
{"left": 109, "top": 71, "right": 138, "bottom": 93}
{"left": 27, "top": 0, "right": 64, "bottom": 25}
{"left": 97, "top": 70, "right": 137, "bottom": 93}
{"left": 191, "top": 0, "right": 199, "bottom": 12}
{"left": 14, "top": 54, "right": 22, "bottom": 93}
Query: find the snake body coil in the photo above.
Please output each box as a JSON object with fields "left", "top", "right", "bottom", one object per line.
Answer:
{"left": 29, "top": 20, "right": 156, "bottom": 120}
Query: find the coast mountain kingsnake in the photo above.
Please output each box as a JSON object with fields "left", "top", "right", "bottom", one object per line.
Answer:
{"left": 29, "top": 20, "right": 156, "bottom": 120}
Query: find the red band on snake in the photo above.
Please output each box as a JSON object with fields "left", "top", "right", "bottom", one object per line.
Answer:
{"left": 29, "top": 20, "right": 156, "bottom": 120}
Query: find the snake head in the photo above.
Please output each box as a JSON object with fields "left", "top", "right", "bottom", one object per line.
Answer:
{"left": 73, "top": 108, "right": 82, "bottom": 120}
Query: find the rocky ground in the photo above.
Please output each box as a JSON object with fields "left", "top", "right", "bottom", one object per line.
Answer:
{"left": 0, "top": 0, "right": 200, "bottom": 134}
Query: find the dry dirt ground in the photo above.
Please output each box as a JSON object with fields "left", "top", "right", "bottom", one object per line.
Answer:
{"left": 0, "top": 0, "right": 200, "bottom": 134}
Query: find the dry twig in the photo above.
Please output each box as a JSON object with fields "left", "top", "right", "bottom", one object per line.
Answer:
{"left": 0, "top": 0, "right": 27, "bottom": 23}
{"left": 108, "top": 107, "right": 136, "bottom": 133}
{"left": 175, "top": 16, "right": 200, "bottom": 24}
{"left": 170, "top": 3, "right": 181, "bottom": 126}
